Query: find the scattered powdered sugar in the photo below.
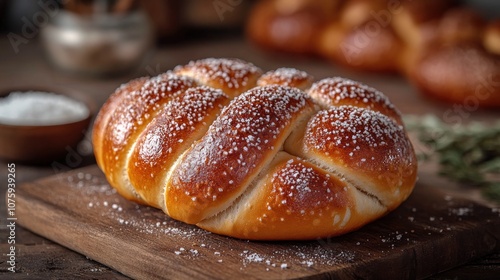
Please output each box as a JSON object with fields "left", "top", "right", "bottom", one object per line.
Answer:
{"left": 239, "top": 244, "right": 356, "bottom": 269}
{"left": 174, "top": 248, "right": 200, "bottom": 257}
{"left": 142, "top": 72, "right": 194, "bottom": 95}
{"left": 267, "top": 157, "right": 348, "bottom": 218}
{"left": 171, "top": 85, "right": 312, "bottom": 203}
{"left": 212, "top": 85, "right": 309, "bottom": 150}
{"left": 449, "top": 207, "right": 473, "bottom": 216}
{"left": 320, "top": 105, "right": 400, "bottom": 146}
{"left": 62, "top": 167, "right": 500, "bottom": 276}
{"left": 308, "top": 77, "right": 395, "bottom": 110}
{"left": 305, "top": 105, "right": 406, "bottom": 163}
{"left": 0, "top": 91, "right": 89, "bottom": 125}
{"left": 71, "top": 59, "right": 500, "bottom": 275}
{"left": 378, "top": 230, "right": 415, "bottom": 249}
{"left": 66, "top": 169, "right": 362, "bottom": 271}
{"left": 67, "top": 172, "right": 117, "bottom": 196}
{"left": 257, "top": 68, "right": 313, "bottom": 89}
{"left": 175, "top": 58, "right": 261, "bottom": 90}
{"left": 135, "top": 85, "right": 228, "bottom": 162}
{"left": 104, "top": 73, "right": 196, "bottom": 158}
{"left": 243, "top": 252, "right": 265, "bottom": 263}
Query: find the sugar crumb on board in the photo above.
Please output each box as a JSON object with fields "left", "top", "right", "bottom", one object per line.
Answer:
{"left": 60, "top": 169, "right": 499, "bottom": 274}
{"left": 64, "top": 171, "right": 361, "bottom": 271}
{"left": 238, "top": 244, "right": 356, "bottom": 271}
{"left": 449, "top": 207, "right": 474, "bottom": 216}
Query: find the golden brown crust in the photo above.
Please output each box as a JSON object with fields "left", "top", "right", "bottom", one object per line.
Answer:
{"left": 128, "top": 86, "right": 230, "bottom": 209}
{"left": 246, "top": 0, "right": 340, "bottom": 54}
{"left": 174, "top": 58, "right": 262, "bottom": 98}
{"left": 93, "top": 76, "right": 148, "bottom": 173}
{"left": 257, "top": 68, "right": 313, "bottom": 90}
{"left": 198, "top": 153, "right": 374, "bottom": 240}
{"left": 316, "top": 21, "right": 345, "bottom": 62}
{"left": 331, "top": 23, "right": 403, "bottom": 72}
{"left": 166, "top": 85, "right": 316, "bottom": 223}
{"left": 93, "top": 58, "right": 417, "bottom": 240}
{"left": 97, "top": 74, "right": 197, "bottom": 202}
{"left": 300, "top": 106, "right": 416, "bottom": 209}
{"left": 485, "top": 20, "right": 500, "bottom": 56}
{"left": 338, "top": 0, "right": 388, "bottom": 30}
{"left": 409, "top": 44, "right": 500, "bottom": 107}
{"left": 307, "top": 78, "right": 402, "bottom": 125}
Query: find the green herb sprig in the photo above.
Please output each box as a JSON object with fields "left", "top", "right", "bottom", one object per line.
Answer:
{"left": 404, "top": 115, "right": 500, "bottom": 203}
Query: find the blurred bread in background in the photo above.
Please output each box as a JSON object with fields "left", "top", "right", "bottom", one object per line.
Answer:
{"left": 246, "top": 0, "right": 500, "bottom": 108}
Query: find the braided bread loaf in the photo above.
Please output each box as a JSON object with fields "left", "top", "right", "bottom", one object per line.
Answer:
{"left": 246, "top": 0, "right": 500, "bottom": 107}
{"left": 93, "top": 58, "right": 417, "bottom": 240}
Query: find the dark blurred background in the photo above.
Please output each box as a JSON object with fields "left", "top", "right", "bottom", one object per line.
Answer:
{"left": 1, "top": 0, "right": 497, "bottom": 39}
{"left": 0, "top": 0, "right": 498, "bottom": 80}
{"left": 0, "top": 0, "right": 257, "bottom": 42}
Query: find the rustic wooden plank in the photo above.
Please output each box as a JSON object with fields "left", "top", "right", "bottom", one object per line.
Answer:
{"left": 428, "top": 252, "right": 500, "bottom": 280}
{"left": 0, "top": 242, "right": 129, "bottom": 280}
{"left": 15, "top": 165, "right": 500, "bottom": 279}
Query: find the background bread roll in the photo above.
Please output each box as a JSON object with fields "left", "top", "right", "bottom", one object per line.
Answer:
{"left": 246, "top": 0, "right": 500, "bottom": 108}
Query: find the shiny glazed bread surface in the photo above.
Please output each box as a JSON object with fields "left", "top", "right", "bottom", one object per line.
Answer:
{"left": 93, "top": 58, "right": 418, "bottom": 240}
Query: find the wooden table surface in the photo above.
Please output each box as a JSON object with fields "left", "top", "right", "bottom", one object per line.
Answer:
{"left": 0, "top": 35, "right": 499, "bottom": 279}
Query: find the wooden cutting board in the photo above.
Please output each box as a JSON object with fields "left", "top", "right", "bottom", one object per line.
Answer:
{"left": 16, "top": 165, "right": 500, "bottom": 279}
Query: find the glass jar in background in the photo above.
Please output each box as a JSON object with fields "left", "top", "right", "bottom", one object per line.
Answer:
{"left": 41, "top": 2, "right": 153, "bottom": 77}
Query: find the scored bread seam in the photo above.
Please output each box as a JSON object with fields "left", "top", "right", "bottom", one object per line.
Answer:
{"left": 191, "top": 97, "right": 317, "bottom": 222}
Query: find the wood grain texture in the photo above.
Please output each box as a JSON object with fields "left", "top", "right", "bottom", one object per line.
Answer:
{"left": 0, "top": 242, "right": 129, "bottom": 280}
{"left": 15, "top": 165, "right": 500, "bottom": 280}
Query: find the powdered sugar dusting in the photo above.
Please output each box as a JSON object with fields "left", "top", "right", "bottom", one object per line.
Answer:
{"left": 170, "top": 85, "right": 313, "bottom": 206}
{"left": 258, "top": 68, "right": 313, "bottom": 89}
{"left": 307, "top": 77, "right": 401, "bottom": 124}
{"left": 239, "top": 244, "right": 356, "bottom": 269}
{"left": 57, "top": 164, "right": 499, "bottom": 277}
{"left": 136, "top": 86, "right": 228, "bottom": 163}
{"left": 309, "top": 77, "right": 393, "bottom": 107}
{"left": 65, "top": 170, "right": 359, "bottom": 270}
{"left": 113, "top": 72, "right": 197, "bottom": 140}
{"left": 127, "top": 86, "right": 229, "bottom": 203}
{"left": 266, "top": 157, "right": 350, "bottom": 219}
{"left": 306, "top": 105, "right": 405, "bottom": 159}
{"left": 104, "top": 73, "right": 197, "bottom": 165}
{"left": 174, "top": 58, "right": 261, "bottom": 93}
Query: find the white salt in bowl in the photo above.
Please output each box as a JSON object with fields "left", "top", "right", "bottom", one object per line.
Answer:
{"left": 0, "top": 87, "right": 95, "bottom": 164}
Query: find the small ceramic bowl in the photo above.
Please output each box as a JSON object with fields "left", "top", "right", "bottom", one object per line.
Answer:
{"left": 0, "top": 87, "right": 96, "bottom": 164}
